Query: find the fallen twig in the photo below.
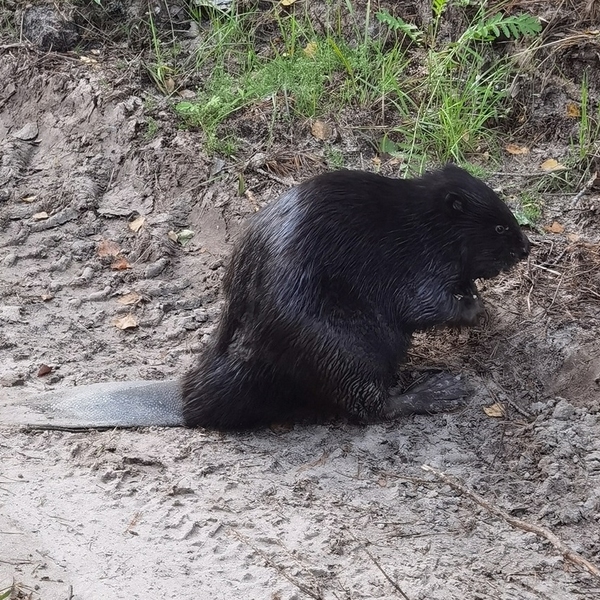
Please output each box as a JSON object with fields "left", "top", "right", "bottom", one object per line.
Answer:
{"left": 582, "top": 286, "right": 600, "bottom": 299}
{"left": 231, "top": 529, "right": 323, "bottom": 599}
{"left": 254, "top": 166, "right": 297, "bottom": 187}
{"left": 547, "top": 272, "right": 564, "bottom": 314}
{"left": 572, "top": 172, "right": 597, "bottom": 206}
{"left": 422, "top": 464, "right": 600, "bottom": 579}
{"left": 0, "top": 88, "right": 15, "bottom": 111}
{"left": 0, "top": 43, "right": 30, "bottom": 50}
{"left": 531, "top": 263, "right": 562, "bottom": 276}
{"left": 360, "top": 543, "right": 411, "bottom": 600}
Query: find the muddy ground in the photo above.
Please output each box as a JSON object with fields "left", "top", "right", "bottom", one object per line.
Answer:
{"left": 1, "top": 2, "right": 600, "bottom": 599}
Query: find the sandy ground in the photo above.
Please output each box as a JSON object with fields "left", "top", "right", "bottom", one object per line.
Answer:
{"left": 1, "top": 42, "right": 600, "bottom": 600}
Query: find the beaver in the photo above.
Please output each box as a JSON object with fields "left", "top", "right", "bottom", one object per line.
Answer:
{"left": 180, "top": 165, "right": 529, "bottom": 429}
{"left": 1, "top": 165, "right": 529, "bottom": 430}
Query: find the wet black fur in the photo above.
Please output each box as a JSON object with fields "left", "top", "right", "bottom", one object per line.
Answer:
{"left": 181, "top": 165, "right": 530, "bottom": 429}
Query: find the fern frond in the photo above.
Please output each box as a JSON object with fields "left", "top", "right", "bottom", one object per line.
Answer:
{"left": 432, "top": 0, "right": 450, "bottom": 19}
{"left": 460, "top": 13, "right": 541, "bottom": 44}
{"left": 376, "top": 11, "right": 424, "bottom": 44}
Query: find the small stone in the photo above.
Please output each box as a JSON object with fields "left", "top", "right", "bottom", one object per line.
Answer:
{"left": 87, "top": 286, "right": 112, "bottom": 301}
{"left": 145, "top": 258, "right": 169, "bottom": 278}
{"left": 165, "top": 327, "right": 186, "bottom": 340}
{"left": 13, "top": 122, "right": 39, "bottom": 141}
{"left": 23, "top": 6, "right": 80, "bottom": 52}
{"left": 3, "top": 253, "right": 17, "bottom": 266}
{"left": 0, "top": 372, "right": 25, "bottom": 387}
{"left": 139, "top": 309, "right": 164, "bottom": 328}
{"left": 81, "top": 266, "right": 95, "bottom": 280}
{"left": 553, "top": 399, "right": 576, "bottom": 420}
{"left": 50, "top": 255, "right": 71, "bottom": 272}
{"left": 179, "top": 316, "right": 198, "bottom": 331}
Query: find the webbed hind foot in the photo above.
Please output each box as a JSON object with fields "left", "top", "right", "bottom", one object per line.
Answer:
{"left": 383, "top": 371, "right": 470, "bottom": 419}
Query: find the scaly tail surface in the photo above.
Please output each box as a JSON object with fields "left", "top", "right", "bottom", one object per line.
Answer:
{"left": 0, "top": 380, "right": 184, "bottom": 429}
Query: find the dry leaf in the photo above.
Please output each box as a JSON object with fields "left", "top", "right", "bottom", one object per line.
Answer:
{"left": 37, "top": 364, "right": 53, "bottom": 377}
{"left": 118, "top": 291, "right": 142, "bottom": 305}
{"left": 80, "top": 55, "right": 97, "bottom": 65}
{"left": 303, "top": 41, "right": 318, "bottom": 58}
{"left": 505, "top": 143, "right": 529, "bottom": 155}
{"left": 566, "top": 233, "right": 580, "bottom": 242}
{"left": 483, "top": 403, "right": 506, "bottom": 418}
{"left": 32, "top": 211, "right": 49, "bottom": 220}
{"left": 164, "top": 77, "right": 175, "bottom": 94}
{"left": 111, "top": 256, "right": 131, "bottom": 270}
{"left": 540, "top": 158, "right": 566, "bottom": 171}
{"left": 98, "top": 240, "right": 121, "bottom": 257}
{"left": 566, "top": 102, "right": 580, "bottom": 118}
{"left": 168, "top": 229, "right": 195, "bottom": 245}
{"left": 41, "top": 294, "right": 53, "bottom": 301}
{"left": 245, "top": 189, "right": 259, "bottom": 211}
{"left": 544, "top": 221, "right": 565, "bottom": 234}
{"left": 281, "top": 0, "right": 297, "bottom": 5}
{"left": 177, "top": 229, "right": 195, "bottom": 246}
{"left": 129, "top": 216, "right": 145, "bottom": 233}
{"left": 114, "top": 314, "right": 138, "bottom": 330}
{"left": 311, "top": 120, "right": 332, "bottom": 140}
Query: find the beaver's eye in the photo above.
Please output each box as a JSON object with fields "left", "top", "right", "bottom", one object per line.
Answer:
{"left": 495, "top": 225, "right": 507, "bottom": 234}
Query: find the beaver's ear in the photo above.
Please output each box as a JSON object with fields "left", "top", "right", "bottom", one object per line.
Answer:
{"left": 446, "top": 192, "right": 466, "bottom": 213}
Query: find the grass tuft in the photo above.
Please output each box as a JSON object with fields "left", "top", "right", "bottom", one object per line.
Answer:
{"left": 166, "top": 3, "right": 542, "bottom": 167}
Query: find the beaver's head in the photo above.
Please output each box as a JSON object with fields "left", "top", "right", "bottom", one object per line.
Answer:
{"left": 439, "top": 164, "right": 530, "bottom": 281}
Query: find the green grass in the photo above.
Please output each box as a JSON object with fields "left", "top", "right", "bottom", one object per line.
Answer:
{"left": 574, "top": 70, "right": 600, "bottom": 168}
{"left": 144, "top": 116, "right": 159, "bottom": 139}
{"left": 0, "top": 586, "right": 14, "bottom": 600}
{"left": 518, "top": 191, "right": 543, "bottom": 225}
{"left": 390, "top": 52, "right": 511, "bottom": 171}
{"left": 163, "top": 2, "right": 541, "bottom": 166}
{"left": 376, "top": 6, "right": 540, "bottom": 170}
{"left": 528, "top": 69, "right": 600, "bottom": 196}
{"left": 145, "top": 10, "right": 179, "bottom": 95}
{"left": 324, "top": 145, "right": 345, "bottom": 169}
{"left": 175, "top": 7, "right": 411, "bottom": 155}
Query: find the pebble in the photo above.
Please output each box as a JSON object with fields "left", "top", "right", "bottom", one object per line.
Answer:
{"left": 31, "top": 207, "right": 79, "bottom": 231}
{"left": 0, "top": 372, "right": 25, "bottom": 387}
{"left": 165, "top": 326, "right": 186, "bottom": 340}
{"left": 87, "top": 286, "right": 112, "bottom": 301}
{"left": 81, "top": 266, "right": 95, "bottom": 280}
{"left": 552, "top": 399, "right": 576, "bottom": 420}
{"left": 3, "top": 253, "right": 17, "bottom": 266}
{"left": 145, "top": 258, "right": 169, "bottom": 278}
{"left": 50, "top": 255, "right": 71, "bottom": 272}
